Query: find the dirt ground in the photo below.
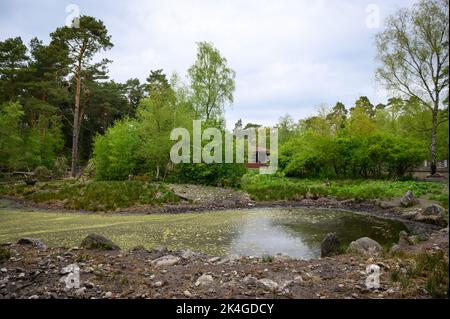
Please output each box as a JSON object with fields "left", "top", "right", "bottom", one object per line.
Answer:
{"left": 0, "top": 228, "right": 448, "bottom": 299}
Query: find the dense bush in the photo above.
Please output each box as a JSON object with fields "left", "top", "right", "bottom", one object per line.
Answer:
{"left": 34, "top": 165, "right": 51, "bottom": 180}
{"left": 0, "top": 102, "right": 64, "bottom": 172}
{"left": 280, "top": 132, "right": 426, "bottom": 179}
{"left": 93, "top": 119, "right": 141, "bottom": 181}
{"left": 170, "top": 163, "right": 247, "bottom": 187}
{"left": 52, "top": 156, "right": 68, "bottom": 178}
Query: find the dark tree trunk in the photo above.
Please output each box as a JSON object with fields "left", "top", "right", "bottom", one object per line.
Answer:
{"left": 71, "top": 68, "right": 81, "bottom": 177}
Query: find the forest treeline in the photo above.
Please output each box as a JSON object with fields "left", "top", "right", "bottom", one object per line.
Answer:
{"left": 0, "top": 0, "right": 448, "bottom": 183}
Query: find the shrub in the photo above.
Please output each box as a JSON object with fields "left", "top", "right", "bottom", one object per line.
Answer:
{"left": 34, "top": 165, "right": 50, "bottom": 181}
{"left": 0, "top": 247, "right": 11, "bottom": 261}
{"left": 280, "top": 132, "right": 426, "bottom": 179}
{"left": 93, "top": 119, "right": 141, "bottom": 181}
{"left": 52, "top": 156, "right": 68, "bottom": 178}
{"left": 170, "top": 163, "right": 247, "bottom": 187}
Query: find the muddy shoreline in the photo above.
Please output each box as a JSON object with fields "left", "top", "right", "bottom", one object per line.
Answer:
{"left": 0, "top": 229, "right": 448, "bottom": 299}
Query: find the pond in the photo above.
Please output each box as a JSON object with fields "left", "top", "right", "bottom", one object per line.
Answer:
{"left": 0, "top": 201, "right": 407, "bottom": 259}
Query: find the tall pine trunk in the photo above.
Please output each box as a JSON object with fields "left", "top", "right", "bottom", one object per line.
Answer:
{"left": 71, "top": 67, "right": 81, "bottom": 177}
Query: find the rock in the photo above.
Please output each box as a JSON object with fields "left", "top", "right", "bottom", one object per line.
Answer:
{"left": 377, "top": 201, "right": 395, "bottom": 209}
{"left": 401, "top": 210, "right": 419, "bottom": 220}
{"left": 294, "top": 275, "right": 303, "bottom": 283}
{"left": 208, "top": 257, "right": 221, "bottom": 263}
{"left": 83, "top": 282, "right": 95, "bottom": 289}
{"left": 321, "top": 233, "right": 341, "bottom": 257}
{"left": 423, "top": 204, "right": 446, "bottom": 216}
{"left": 151, "top": 255, "right": 180, "bottom": 267}
{"left": 274, "top": 253, "right": 291, "bottom": 262}
{"left": 80, "top": 234, "right": 120, "bottom": 250}
{"left": 0, "top": 268, "right": 7, "bottom": 273}
{"left": 16, "top": 238, "right": 47, "bottom": 249}
{"left": 195, "top": 274, "right": 214, "bottom": 287}
{"left": 258, "top": 278, "right": 278, "bottom": 291}
{"left": 280, "top": 280, "right": 293, "bottom": 290}
{"left": 400, "top": 190, "right": 419, "bottom": 207}
{"left": 398, "top": 231, "right": 414, "bottom": 247}
{"left": 183, "top": 290, "right": 193, "bottom": 298}
{"left": 152, "top": 281, "right": 164, "bottom": 287}
{"left": 243, "top": 275, "right": 258, "bottom": 286}
{"left": 180, "top": 249, "right": 194, "bottom": 259}
{"left": 414, "top": 213, "right": 448, "bottom": 227}
{"left": 104, "top": 291, "right": 113, "bottom": 298}
{"left": 347, "top": 237, "right": 382, "bottom": 256}
{"left": 74, "top": 287, "right": 87, "bottom": 297}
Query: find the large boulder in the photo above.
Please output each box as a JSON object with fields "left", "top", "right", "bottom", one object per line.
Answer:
{"left": 321, "top": 233, "right": 341, "bottom": 257}
{"left": 80, "top": 234, "right": 120, "bottom": 250}
{"left": 17, "top": 238, "right": 47, "bottom": 249}
{"left": 422, "top": 204, "right": 446, "bottom": 216}
{"left": 413, "top": 204, "right": 448, "bottom": 227}
{"left": 400, "top": 190, "right": 419, "bottom": 207}
{"left": 347, "top": 237, "right": 382, "bottom": 256}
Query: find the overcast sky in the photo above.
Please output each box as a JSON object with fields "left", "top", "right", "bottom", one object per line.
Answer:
{"left": 0, "top": 0, "right": 416, "bottom": 128}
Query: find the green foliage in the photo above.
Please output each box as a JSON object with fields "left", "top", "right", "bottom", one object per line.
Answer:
{"left": 188, "top": 41, "right": 235, "bottom": 123}
{"left": 0, "top": 102, "right": 25, "bottom": 170}
{"left": 33, "top": 165, "right": 50, "bottom": 181}
{"left": 0, "top": 247, "right": 11, "bottom": 261}
{"left": 0, "top": 180, "right": 180, "bottom": 211}
{"left": 171, "top": 163, "right": 247, "bottom": 187}
{"left": 52, "top": 156, "right": 68, "bottom": 178}
{"left": 429, "top": 194, "right": 449, "bottom": 209}
{"left": 93, "top": 119, "right": 141, "bottom": 180}
{"left": 261, "top": 254, "right": 274, "bottom": 263}
{"left": 93, "top": 70, "right": 195, "bottom": 181}
{"left": 280, "top": 125, "right": 426, "bottom": 179}
{"left": 390, "top": 251, "right": 449, "bottom": 298}
{"left": 241, "top": 173, "right": 446, "bottom": 201}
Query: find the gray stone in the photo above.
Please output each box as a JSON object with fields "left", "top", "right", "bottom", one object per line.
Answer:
{"left": 258, "top": 278, "right": 279, "bottom": 291}
{"left": 80, "top": 234, "right": 120, "bottom": 250}
{"left": 207, "top": 257, "right": 221, "bottom": 263}
{"left": 423, "top": 204, "right": 446, "bottom": 216}
{"left": 321, "top": 233, "right": 341, "bottom": 257}
{"left": 400, "top": 190, "right": 419, "bottom": 207}
{"left": 347, "top": 237, "right": 382, "bottom": 256}
{"left": 243, "top": 275, "right": 258, "bottom": 286}
{"left": 151, "top": 255, "right": 180, "bottom": 267}
{"left": 74, "top": 287, "right": 87, "bottom": 297}
{"left": 180, "top": 249, "right": 194, "bottom": 259}
{"left": 16, "top": 238, "right": 47, "bottom": 249}
{"left": 398, "top": 231, "right": 414, "bottom": 246}
{"left": 195, "top": 274, "right": 214, "bottom": 287}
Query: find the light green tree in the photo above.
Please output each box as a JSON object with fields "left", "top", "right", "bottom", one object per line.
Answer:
{"left": 376, "top": 0, "right": 449, "bottom": 174}
{"left": 188, "top": 42, "right": 235, "bottom": 125}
